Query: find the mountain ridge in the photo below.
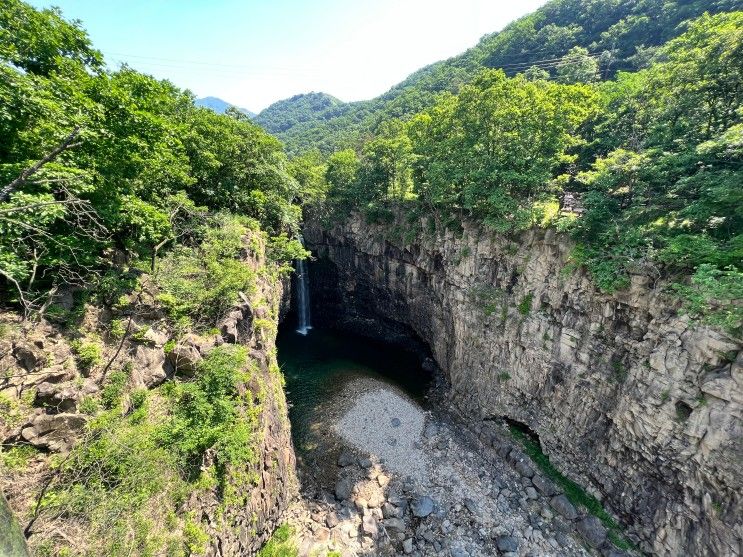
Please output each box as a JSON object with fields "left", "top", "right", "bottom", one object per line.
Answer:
{"left": 195, "top": 95, "right": 255, "bottom": 118}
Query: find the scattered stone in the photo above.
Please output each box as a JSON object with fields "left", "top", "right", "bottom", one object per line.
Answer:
{"left": 424, "top": 423, "right": 438, "bottom": 439}
{"left": 335, "top": 478, "right": 353, "bottom": 501}
{"left": 525, "top": 487, "right": 538, "bottom": 500}
{"left": 391, "top": 417, "right": 401, "bottom": 427}
{"left": 532, "top": 475, "right": 559, "bottom": 497}
{"left": 411, "top": 495, "right": 435, "bottom": 518}
{"left": 402, "top": 538, "right": 414, "bottom": 554}
{"left": 550, "top": 495, "right": 578, "bottom": 521}
{"left": 577, "top": 515, "right": 608, "bottom": 548}
{"left": 496, "top": 535, "right": 519, "bottom": 553}
{"left": 359, "top": 456, "right": 373, "bottom": 468}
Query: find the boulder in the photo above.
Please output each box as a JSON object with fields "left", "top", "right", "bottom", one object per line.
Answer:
{"left": 337, "top": 449, "right": 356, "bottom": 467}
{"left": 21, "top": 413, "right": 87, "bottom": 452}
{"left": 166, "top": 338, "right": 202, "bottom": 376}
{"left": 362, "top": 512, "right": 379, "bottom": 538}
{"left": 411, "top": 495, "right": 435, "bottom": 518}
{"left": 383, "top": 517, "right": 406, "bottom": 533}
{"left": 34, "top": 381, "right": 79, "bottom": 412}
{"left": 13, "top": 345, "right": 44, "bottom": 371}
{"left": 218, "top": 301, "right": 253, "bottom": 344}
{"left": 550, "top": 495, "right": 578, "bottom": 521}
{"left": 495, "top": 536, "right": 519, "bottom": 553}
{"left": 576, "top": 515, "right": 608, "bottom": 548}
{"left": 513, "top": 458, "right": 535, "bottom": 478}
{"left": 335, "top": 477, "right": 354, "bottom": 501}
{"left": 532, "top": 474, "right": 559, "bottom": 497}
{"left": 130, "top": 345, "right": 167, "bottom": 388}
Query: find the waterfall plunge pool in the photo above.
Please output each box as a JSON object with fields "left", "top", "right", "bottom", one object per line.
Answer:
{"left": 277, "top": 326, "right": 431, "bottom": 484}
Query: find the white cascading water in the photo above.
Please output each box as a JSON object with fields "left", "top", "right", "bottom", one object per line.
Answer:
{"left": 295, "top": 247, "right": 312, "bottom": 335}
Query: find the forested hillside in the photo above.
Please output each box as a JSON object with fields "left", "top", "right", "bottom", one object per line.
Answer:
{"left": 253, "top": 92, "right": 345, "bottom": 135}
{"left": 261, "top": 0, "right": 743, "bottom": 155}
{"left": 309, "top": 10, "right": 743, "bottom": 336}
{"left": 195, "top": 96, "right": 255, "bottom": 117}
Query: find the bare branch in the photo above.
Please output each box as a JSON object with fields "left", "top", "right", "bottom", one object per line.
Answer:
{"left": 1, "top": 127, "right": 82, "bottom": 202}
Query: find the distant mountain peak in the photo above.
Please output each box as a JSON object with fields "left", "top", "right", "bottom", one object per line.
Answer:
{"left": 253, "top": 92, "right": 346, "bottom": 134}
{"left": 195, "top": 96, "right": 255, "bottom": 118}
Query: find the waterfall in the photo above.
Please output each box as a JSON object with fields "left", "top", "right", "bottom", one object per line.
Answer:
{"left": 295, "top": 249, "right": 312, "bottom": 335}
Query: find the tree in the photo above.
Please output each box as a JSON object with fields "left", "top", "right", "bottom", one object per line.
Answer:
{"left": 557, "top": 46, "right": 600, "bottom": 84}
{"left": 523, "top": 66, "right": 550, "bottom": 81}
{"left": 409, "top": 70, "right": 598, "bottom": 231}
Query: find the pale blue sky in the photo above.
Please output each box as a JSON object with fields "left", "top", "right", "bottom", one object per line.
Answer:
{"left": 30, "top": 0, "right": 547, "bottom": 112}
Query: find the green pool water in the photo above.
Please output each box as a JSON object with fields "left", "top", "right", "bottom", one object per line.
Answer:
{"left": 276, "top": 327, "right": 429, "bottom": 451}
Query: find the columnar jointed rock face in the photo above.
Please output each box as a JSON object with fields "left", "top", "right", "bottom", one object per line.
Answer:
{"left": 304, "top": 214, "right": 743, "bottom": 556}
{"left": 184, "top": 250, "right": 297, "bottom": 556}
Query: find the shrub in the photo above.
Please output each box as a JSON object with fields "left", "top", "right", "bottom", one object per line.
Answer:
{"left": 160, "top": 345, "right": 259, "bottom": 492}
{"left": 78, "top": 395, "right": 100, "bottom": 415}
{"left": 1, "top": 444, "right": 38, "bottom": 470}
{"left": 71, "top": 338, "right": 103, "bottom": 371}
{"left": 257, "top": 524, "right": 297, "bottom": 557}
{"left": 101, "top": 370, "right": 129, "bottom": 409}
{"left": 156, "top": 214, "right": 257, "bottom": 330}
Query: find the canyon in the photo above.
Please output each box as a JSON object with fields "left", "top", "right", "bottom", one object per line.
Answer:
{"left": 303, "top": 214, "right": 743, "bottom": 556}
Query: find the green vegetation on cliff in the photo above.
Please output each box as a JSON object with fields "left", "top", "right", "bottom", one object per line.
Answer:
{"left": 0, "top": 2, "right": 305, "bottom": 555}
{"left": 0, "top": 0, "right": 309, "bottom": 318}
{"left": 317, "top": 11, "right": 743, "bottom": 336}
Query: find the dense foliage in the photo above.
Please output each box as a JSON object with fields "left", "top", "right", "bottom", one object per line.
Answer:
{"left": 253, "top": 92, "right": 345, "bottom": 135}
{"left": 0, "top": 3, "right": 308, "bottom": 555}
{"left": 0, "top": 0, "right": 308, "bottom": 315}
{"left": 255, "top": 0, "right": 742, "bottom": 155}
{"left": 320, "top": 12, "right": 743, "bottom": 335}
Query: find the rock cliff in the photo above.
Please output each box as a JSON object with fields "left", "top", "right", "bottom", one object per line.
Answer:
{"left": 305, "top": 214, "right": 742, "bottom": 556}
{"left": 0, "top": 235, "right": 295, "bottom": 556}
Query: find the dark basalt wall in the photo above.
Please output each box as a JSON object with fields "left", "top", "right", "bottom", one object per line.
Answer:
{"left": 304, "top": 214, "right": 743, "bottom": 556}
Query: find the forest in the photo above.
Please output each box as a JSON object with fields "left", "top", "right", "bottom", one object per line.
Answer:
{"left": 295, "top": 10, "right": 743, "bottom": 335}
{"left": 261, "top": 0, "right": 743, "bottom": 156}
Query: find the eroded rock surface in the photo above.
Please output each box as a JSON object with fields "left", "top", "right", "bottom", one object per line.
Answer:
{"left": 305, "top": 214, "right": 743, "bottom": 556}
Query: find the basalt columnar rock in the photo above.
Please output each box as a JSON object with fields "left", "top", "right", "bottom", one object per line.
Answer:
{"left": 304, "top": 213, "right": 743, "bottom": 556}
{"left": 0, "top": 234, "right": 296, "bottom": 557}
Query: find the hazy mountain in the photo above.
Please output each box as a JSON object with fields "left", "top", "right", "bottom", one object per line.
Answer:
{"left": 195, "top": 96, "right": 255, "bottom": 118}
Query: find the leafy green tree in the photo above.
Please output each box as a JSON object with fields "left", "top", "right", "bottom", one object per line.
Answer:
{"left": 409, "top": 70, "right": 598, "bottom": 231}
{"left": 0, "top": 0, "right": 102, "bottom": 75}
{"left": 325, "top": 149, "right": 361, "bottom": 214}
{"left": 557, "top": 46, "right": 600, "bottom": 84}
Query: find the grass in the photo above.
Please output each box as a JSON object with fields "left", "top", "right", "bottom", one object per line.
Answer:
{"left": 257, "top": 524, "right": 298, "bottom": 557}
{"left": 508, "top": 424, "right": 635, "bottom": 551}
{"left": 518, "top": 293, "right": 534, "bottom": 316}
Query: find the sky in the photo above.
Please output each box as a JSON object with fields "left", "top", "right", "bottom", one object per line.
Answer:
{"left": 30, "top": 0, "right": 547, "bottom": 113}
